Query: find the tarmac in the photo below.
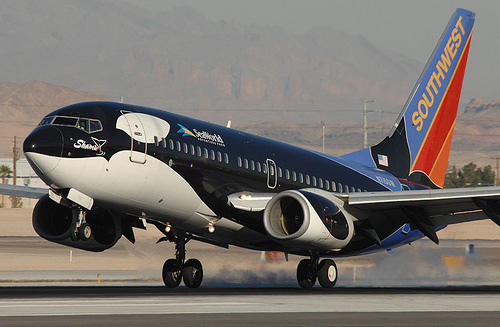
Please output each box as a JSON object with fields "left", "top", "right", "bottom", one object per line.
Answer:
{"left": 1, "top": 208, "right": 500, "bottom": 326}
{"left": 0, "top": 286, "right": 499, "bottom": 326}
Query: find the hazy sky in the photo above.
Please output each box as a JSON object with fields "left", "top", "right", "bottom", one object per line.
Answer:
{"left": 129, "top": 0, "right": 499, "bottom": 101}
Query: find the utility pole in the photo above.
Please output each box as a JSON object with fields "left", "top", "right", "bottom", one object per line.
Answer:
{"left": 363, "top": 100, "right": 375, "bottom": 148}
{"left": 12, "top": 136, "right": 20, "bottom": 208}
{"left": 321, "top": 121, "right": 325, "bottom": 153}
{"left": 491, "top": 156, "right": 500, "bottom": 186}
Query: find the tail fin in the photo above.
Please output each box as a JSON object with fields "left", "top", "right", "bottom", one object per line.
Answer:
{"left": 344, "top": 8, "right": 475, "bottom": 188}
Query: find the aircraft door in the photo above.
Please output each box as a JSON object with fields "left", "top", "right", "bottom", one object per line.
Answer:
{"left": 124, "top": 113, "right": 147, "bottom": 164}
{"left": 266, "top": 158, "right": 277, "bottom": 189}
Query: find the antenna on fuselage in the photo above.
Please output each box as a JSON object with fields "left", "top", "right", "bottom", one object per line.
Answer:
{"left": 226, "top": 120, "right": 232, "bottom": 128}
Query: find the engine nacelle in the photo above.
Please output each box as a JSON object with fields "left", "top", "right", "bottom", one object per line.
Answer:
{"left": 32, "top": 195, "right": 122, "bottom": 252}
{"left": 263, "top": 189, "right": 355, "bottom": 251}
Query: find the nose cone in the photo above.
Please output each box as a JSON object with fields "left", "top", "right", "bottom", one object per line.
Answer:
{"left": 24, "top": 126, "right": 64, "bottom": 174}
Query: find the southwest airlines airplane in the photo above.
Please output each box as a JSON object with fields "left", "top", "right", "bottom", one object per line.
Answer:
{"left": 1, "top": 9, "right": 490, "bottom": 289}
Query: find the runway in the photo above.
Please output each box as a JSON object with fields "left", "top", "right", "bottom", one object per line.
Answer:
{"left": 0, "top": 287, "right": 499, "bottom": 326}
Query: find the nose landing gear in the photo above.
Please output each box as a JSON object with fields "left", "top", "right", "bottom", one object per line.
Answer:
{"left": 69, "top": 207, "right": 92, "bottom": 241}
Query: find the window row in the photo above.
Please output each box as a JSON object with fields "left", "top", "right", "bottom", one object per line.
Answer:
{"left": 154, "top": 137, "right": 229, "bottom": 164}
{"left": 235, "top": 156, "right": 365, "bottom": 193}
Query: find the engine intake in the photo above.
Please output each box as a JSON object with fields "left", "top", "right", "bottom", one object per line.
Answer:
{"left": 33, "top": 195, "right": 122, "bottom": 252}
{"left": 263, "top": 190, "right": 354, "bottom": 251}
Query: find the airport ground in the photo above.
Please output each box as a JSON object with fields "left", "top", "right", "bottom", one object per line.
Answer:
{"left": 1, "top": 208, "right": 500, "bottom": 326}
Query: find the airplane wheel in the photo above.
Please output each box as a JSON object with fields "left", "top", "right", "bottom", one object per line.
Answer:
{"left": 70, "top": 222, "right": 79, "bottom": 241}
{"left": 162, "top": 259, "right": 182, "bottom": 288}
{"left": 317, "top": 259, "right": 337, "bottom": 288}
{"left": 297, "top": 259, "right": 316, "bottom": 289}
{"left": 79, "top": 223, "right": 92, "bottom": 241}
{"left": 183, "top": 259, "right": 203, "bottom": 288}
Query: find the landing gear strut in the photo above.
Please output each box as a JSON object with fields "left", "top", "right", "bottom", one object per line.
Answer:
{"left": 296, "top": 254, "right": 338, "bottom": 289}
{"left": 69, "top": 208, "right": 92, "bottom": 241}
{"left": 159, "top": 229, "right": 204, "bottom": 288}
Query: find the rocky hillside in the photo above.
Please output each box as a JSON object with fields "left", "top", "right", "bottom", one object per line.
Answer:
{"left": 0, "top": 1, "right": 420, "bottom": 124}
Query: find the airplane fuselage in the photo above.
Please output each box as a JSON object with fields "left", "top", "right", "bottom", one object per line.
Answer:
{"left": 24, "top": 101, "right": 430, "bottom": 256}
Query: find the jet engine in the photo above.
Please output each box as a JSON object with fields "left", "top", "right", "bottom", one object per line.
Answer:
{"left": 32, "top": 195, "right": 122, "bottom": 252}
{"left": 263, "top": 190, "right": 355, "bottom": 251}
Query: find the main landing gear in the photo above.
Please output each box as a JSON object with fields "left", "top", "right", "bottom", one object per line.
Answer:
{"left": 296, "top": 254, "right": 338, "bottom": 289}
{"left": 159, "top": 229, "right": 204, "bottom": 288}
{"left": 69, "top": 207, "right": 92, "bottom": 241}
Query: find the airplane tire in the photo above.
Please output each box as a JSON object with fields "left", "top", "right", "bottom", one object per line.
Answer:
{"left": 183, "top": 259, "right": 203, "bottom": 288}
{"left": 317, "top": 259, "right": 337, "bottom": 288}
{"left": 297, "top": 259, "right": 316, "bottom": 289}
{"left": 79, "top": 223, "right": 92, "bottom": 241}
{"left": 70, "top": 222, "right": 79, "bottom": 241}
{"left": 162, "top": 259, "right": 182, "bottom": 288}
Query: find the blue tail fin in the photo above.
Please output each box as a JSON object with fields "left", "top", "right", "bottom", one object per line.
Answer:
{"left": 343, "top": 8, "right": 475, "bottom": 188}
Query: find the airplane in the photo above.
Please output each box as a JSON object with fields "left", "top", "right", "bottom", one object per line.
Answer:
{"left": 1, "top": 8, "right": 490, "bottom": 289}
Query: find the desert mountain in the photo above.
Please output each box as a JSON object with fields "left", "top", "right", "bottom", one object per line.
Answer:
{"left": 0, "top": 1, "right": 421, "bottom": 124}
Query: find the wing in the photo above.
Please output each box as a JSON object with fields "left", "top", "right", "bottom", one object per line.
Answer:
{"left": 0, "top": 184, "right": 48, "bottom": 199}
{"left": 343, "top": 186, "right": 500, "bottom": 244}
{"left": 228, "top": 186, "right": 500, "bottom": 247}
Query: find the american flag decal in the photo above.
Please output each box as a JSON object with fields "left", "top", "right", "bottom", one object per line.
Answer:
{"left": 378, "top": 154, "right": 388, "bottom": 167}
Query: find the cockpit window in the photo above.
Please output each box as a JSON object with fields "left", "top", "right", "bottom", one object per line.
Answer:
{"left": 38, "top": 115, "right": 103, "bottom": 134}
{"left": 38, "top": 116, "right": 54, "bottom": 126}
{"left": 53, "top": 116, "right": 78, "bottom": 127}
{"left": 89, "top": 119, "right": 103, "bottom": 133}
{"left": 77, "top": 118, "right": 89, "bottom": 132}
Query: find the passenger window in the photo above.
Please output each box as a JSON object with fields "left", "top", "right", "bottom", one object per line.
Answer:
{"left": 292, "top": 171, "right": 297, "bottom": 182}
{"left": 299, "top": 173, "right": 304, "bottom": 183}
{"left": 250, "top": 160, "right": 255, "bottom": 170}
{"left": 331, "top": 181, "right": 336, "bottom": 192}
{"left": 257, "top": 162, "right": 261, "bottom": 172}
{"left": 263, "top": 163, "right": 267, "bottom": 174}
{"left": 357, "top": 188, "right": 361, "bottom": 192}
{"left": 237, "top": 157, "right": 242, "bottom": 167}
{"left": 224, "top": 153, "right": 229, "bottom": 164}
{"left": 325, "top": 180, "right": 330, "bottom": 190}
{"left": 210, "top": 150, "right": 215, "bottom": 160}
{"left": 244, "top": 158, "right": 249, "bottom": 169}
{"left": 204, "top": 148, "right": 209, "bottom": 159}
{"left": 270, "top": 164, "right": 275, "bottom": 176}
{"left": 278, "top": 167, "right": 282, "bottom": 178}
{"left": 190, "top": 145, "right": 196, "bottom": 155}
{"left": 312, "top": 176, "right": 317, "bottom": 187}
{"left": 183, "top": 143, "right": 189, "bottom": 153}
{"left": 169, "top": 139, "right": 174, "bottom": 150}
{"left": 338, "top": 183, "right": 342, "bottom": 193}
{"left": 162, "top": 138, "right": 167, "bottom": 148}
{"left": 351, "top": 187, "right": 356, "bottom": 193}
{"left": 345, "top": 185, "right": 349, "bottom": 194}
{"left": 285, "top": 169, "right": 290, "bottom": 180}
{"left": 197, "top": 146, "right": 202, "bottom": 157}
{"left": 306, "top": 175, "right": 310, "bottom": 185}
{"left": 319, "top": 178, "right": 323, "bottom": 189}
{"left": 217, "top": 151, "right": 222, "bottom": 162}
{"left": 154, "top": 136, "right": 159, "bottom": 146}
{"left": 176, "top": 141, "right": 181, "bottom": 152}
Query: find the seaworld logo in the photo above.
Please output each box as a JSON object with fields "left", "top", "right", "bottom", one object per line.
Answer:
{"left": 177, "top": 124, "right": 225, "bottom": 147}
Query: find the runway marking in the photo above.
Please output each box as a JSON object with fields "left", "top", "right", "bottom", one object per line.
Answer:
{"left": 0, "top": 294, "right": 499, "bottom": 316}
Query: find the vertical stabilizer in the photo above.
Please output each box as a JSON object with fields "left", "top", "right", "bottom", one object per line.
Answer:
{"left": 344, "top": 9, "right": 475, "bottom": 188}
